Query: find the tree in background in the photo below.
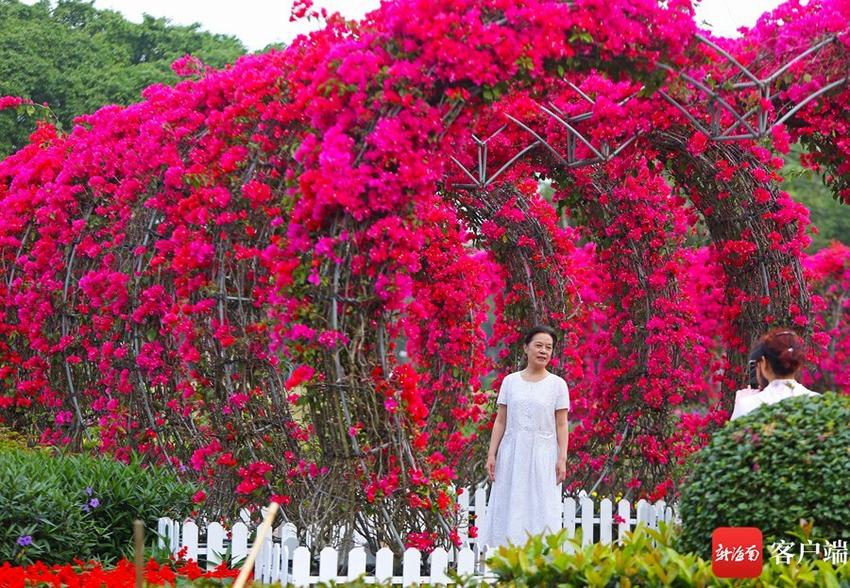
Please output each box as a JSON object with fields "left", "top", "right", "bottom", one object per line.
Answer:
{"left": 783, "top": 145, "right": 850, "bottom": 251}
{"left": 0, "top": 0, "right": 245, "bottom": 158}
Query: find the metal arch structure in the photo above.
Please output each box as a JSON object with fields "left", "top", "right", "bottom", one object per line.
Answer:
{"left": 442, "top": 32, "right": 847, "bottom": 494}
{"left": 658, "top": 34, "right": 849, "bottom": 141}
{"left": 450, "top": 34, "right": 850, "bottom": 187}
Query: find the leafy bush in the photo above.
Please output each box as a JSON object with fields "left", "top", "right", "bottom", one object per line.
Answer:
{"left": 487, "top": 525, "right": 850, "bottom": 587}
{"left": 0, "top": 449, "right": 195, "bottom": 564}
{"left": 0, "top": 426, "right": 29, "bottom": 452}
{"left": 678, "top": 393, "right": 850, "bottom": 558}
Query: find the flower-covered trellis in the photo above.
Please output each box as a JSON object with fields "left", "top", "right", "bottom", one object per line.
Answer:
{"left": 1, "top": 0, "right": 849, "bottom": 552}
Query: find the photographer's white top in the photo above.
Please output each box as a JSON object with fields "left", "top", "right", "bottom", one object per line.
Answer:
{"left": 730, "top": 379, "right": 819, "bottom": 421}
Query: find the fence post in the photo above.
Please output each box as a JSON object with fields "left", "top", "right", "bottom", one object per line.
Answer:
{"left": 599, "top": 498, "right": 613, "bottom": 545}
{"left": 561, "top": 497, "right": 576, "bottom": 553}
{"left": 617, "top": 499, "right": 631, "bottom": 544}
{"left": 270, "top": 543, "right": 283, "bottom": 583}
{"left": 181, "top": 521, "right": 199, "bottom": 561}
{"left": 579, "top": 494, "right": 594, "bottom": 546}
{"left": 375, "top": 547, "right": 394, "bottom": 584}
{"left": 156, "top": 517, "right": 172, "bottom": 550}
{"left": 653, "top": 500, "right": 667, "bottom": 529}
{"left": 666, "top": 503, "right": 676, "bottom": 525}
{"left": 636, "top": 499, "right": 652, "bottom": 528}
{"left": 291, "top": 546, "right": 311, "bottom": 587}
{"left": 474, "top": 486, "right": 488, "bottom": 528}
{"left": 481, "top": 545, "right": 493, "bottom": 577}
{"left": 318, "top": 546, "right": 338, "bottom": 583}
{"left": 402, "top": 548, "right": 421, "bottom": 587}
{"left": 564, "top": 496, "right": 577, "bottom": 534}
{"left": 458, "top": 486, "right": 470, "bottom": 547}
{"left": 347, "top": 547, "right": 367, "bottom": 581}
{"left": 430, "top": 547, "right": 450, "bottom": 584}
{"left": 252, "top": 530, "right": 274, "bottom": 584}
{"left": 457, "top": 547, "right": 476, "bottom": 576}
{"left": 231, "top": 522, "right": 249, "bottom": 562}
{"left": 206, "top": 522, "right": 225, "bottom": 569}
{"left": 169, "top": 519, "right": 179, "bottom": 553}
{"left": 280, "top": 522, "right": 298, "bottom": 553}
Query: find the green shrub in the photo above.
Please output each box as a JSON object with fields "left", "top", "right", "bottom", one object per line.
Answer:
{"left": 678, "top": 393, "right": 850, "bottom": 559}
{"left": 0, "top": 448, "right": 195, "bottom": 564}
{"left": 0, "top": 426, "right": 47, "bottom": 453}
{"left": 487, "top": 525, "right": 850, "bottom": 587}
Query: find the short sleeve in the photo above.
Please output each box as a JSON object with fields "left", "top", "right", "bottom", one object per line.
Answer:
{"left": 496, "top": 375, "right": 510, "bottom": 405}
{"left": 730, "top": 395, "right": 752, "bottom": 421}
{"left": 555, "top": 378, "right": 570, "bottom": 410}
{"left": 730, "top": 392, "right": 759, "bottom": 421}
{"left": 729, "top": 400, "right": 746, "bottom": 421}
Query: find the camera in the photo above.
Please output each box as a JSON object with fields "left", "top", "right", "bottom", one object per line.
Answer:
{"left": 747, "top": 359, "right": 759, "bottom": 389}
{"left": 747, "top": 342, "right": 766, "bottom": 390}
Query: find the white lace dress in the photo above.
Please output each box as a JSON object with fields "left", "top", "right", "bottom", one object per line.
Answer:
{"left": 478, "top": 371, "right": 570, "bottom": 548}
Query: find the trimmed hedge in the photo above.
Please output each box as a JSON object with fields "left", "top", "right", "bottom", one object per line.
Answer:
{"left": 0, "top": 448, "right": 195, "bottom": 564}
{"left": 678, "top": 392, "right": 850, "bottom": 559}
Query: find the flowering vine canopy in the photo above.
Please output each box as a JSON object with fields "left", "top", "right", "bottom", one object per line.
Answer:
{"left": 1, "top": 0, "right": 849, "bottom": 552}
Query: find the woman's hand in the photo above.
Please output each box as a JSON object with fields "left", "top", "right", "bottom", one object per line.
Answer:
{"left": 487, "top": 453, "right": 497, "bottom": 482}
{"left": 556, "top": 460, "right": 567, "bottom": 484}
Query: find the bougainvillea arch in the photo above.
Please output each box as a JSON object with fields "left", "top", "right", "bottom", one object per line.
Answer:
{"left": 1, "top": 0, "right": 849, "bottom": 552}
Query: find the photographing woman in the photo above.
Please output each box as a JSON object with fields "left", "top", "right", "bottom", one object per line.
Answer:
{"left": 730, "top": 329, "right": 819, "bottom": 420}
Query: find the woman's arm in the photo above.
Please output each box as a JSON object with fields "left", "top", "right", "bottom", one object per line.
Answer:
{"left": 555, "top": 408, "right": 569, "bottom": 483}
{"left": 486, "top": 405, "right": 507, "bottom": 482}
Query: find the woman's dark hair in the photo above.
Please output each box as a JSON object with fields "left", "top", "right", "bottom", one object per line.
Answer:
{"left": 748, "top": 342, "right": 767, "bottom": 389}
{"left": 759, "top": 329, "right": 806, "bottom": 377}
{"left": 523, "top": 324, "right": 558, "bottom": 347}
{"left": 748, "top": 343, "right": 765, "bottom": 363}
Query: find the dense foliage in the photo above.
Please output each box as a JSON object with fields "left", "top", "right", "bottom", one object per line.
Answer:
{"left": 803, "top": 244, "right": 850, "bottom": 392}
{"left": 783, "top": 148, "right": 850, "bottom": 252}
{"left": 678, "top": 394, "right": 850, "bottom": 559}
{"left": 0, "top": 0, "right": 245, "bottom": 157}
{"left": 0, "top": 425, "right": 47, "bottom": 453}
{"left": 487, "top": 525, "right": 850, "bottom": 587}
{"left": 0, "top": 448, "right": 195, "bottom": 564}
{"left": 1, "top": 0, "right": 849, "bottom": 551}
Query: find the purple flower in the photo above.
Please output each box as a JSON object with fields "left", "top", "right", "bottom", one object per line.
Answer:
{"left": 89, "top": 498, "right": 100, "bottom": 508}
{"left": 17, "top": 535, "right": 33, "bottom": 547}
{"left": 85, "top": 487, "right": 94, "bottom": 496}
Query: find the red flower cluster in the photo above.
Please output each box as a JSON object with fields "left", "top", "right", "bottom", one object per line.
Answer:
{"left": 0, "top": 558, "right": 238, "bottom": 588}
{"left": 0, "top": 96, "right": 33, "bottom": 111}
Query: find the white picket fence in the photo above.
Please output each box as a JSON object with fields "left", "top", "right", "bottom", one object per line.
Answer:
{"left": 157, "top": 490, "right": 678, "bottom": 586}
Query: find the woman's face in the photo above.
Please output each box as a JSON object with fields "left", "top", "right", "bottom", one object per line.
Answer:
{"left": 524, "top": 333, "right": 554, "bottom": 369}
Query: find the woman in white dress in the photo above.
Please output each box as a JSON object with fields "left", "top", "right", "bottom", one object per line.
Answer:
{"left": 731, "top": 329, "right": 819, "bottom": 420}
{"left": 478, "top": 325, "right": 570, "bottom": 549}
